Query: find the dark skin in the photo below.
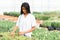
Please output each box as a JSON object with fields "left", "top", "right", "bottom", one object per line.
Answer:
{"left": 10, "top": 7, "right": 35, "bottom": 36}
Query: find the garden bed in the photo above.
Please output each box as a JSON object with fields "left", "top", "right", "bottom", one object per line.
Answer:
{"left": 0, "top": 20, "right": 60, "bottom": 40}
{"left": 40, "top": 21, "right": 60, "bottom": 31}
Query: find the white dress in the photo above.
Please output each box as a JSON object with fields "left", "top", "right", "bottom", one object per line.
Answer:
{"left": 16, "top": 13, "right": 36, "bottom": 37}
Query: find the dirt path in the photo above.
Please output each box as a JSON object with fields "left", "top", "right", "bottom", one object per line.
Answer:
{"left": 0, "top": 15, "right": 18, "bottom": 22}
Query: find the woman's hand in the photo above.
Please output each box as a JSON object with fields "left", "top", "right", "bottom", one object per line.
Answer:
{"left": 10, "top": 26, "right": 18, "bottom": 37}
{"left": 18, "top": 32, "right": 25, "bottom": 35}
{"left": 10, "top": 32, "right": 15, "bottom": 37}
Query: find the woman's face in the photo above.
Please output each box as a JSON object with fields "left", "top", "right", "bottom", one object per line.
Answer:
{"left": 22, "top": 7, "right": 27, "bottom": 14}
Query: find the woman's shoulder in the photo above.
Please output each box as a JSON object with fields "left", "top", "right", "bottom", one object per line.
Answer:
{"left": 29, "top": 13, "right": 35, "bottom": 18}
{"left": 19, "top": 14, "right": 23, "bottom": 17}
{"left": 29, "top": 13, "right": 35, "bottom": 17}
{"left": 18, "top": 14, "right": 23, "bottom": 18}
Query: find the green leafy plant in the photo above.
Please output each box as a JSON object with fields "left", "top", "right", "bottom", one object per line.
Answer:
{"left": 0, "top": 20, "right": 16, "bottom": 32}
{"left": 41, "top": 21, "right": 51, "bottom": 27}
{"left": 3, "top": 12, "right": 20, "bottom": 17}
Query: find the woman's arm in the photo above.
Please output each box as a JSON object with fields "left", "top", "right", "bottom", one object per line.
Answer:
{"left": 11, "top": 26, "right": 18, "bottom": 36}
{"left": 25, "top": 26, "right": 35, "bottom": 33}
{"left": 19, "top": 26, "right": 35, "bottom": 35}
{"left": 12, "top": 26, "right": 18, "bottom": 32}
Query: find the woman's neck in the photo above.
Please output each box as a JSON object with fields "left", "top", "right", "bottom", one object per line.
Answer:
{"left": 24, "top": 13, "right": 28, "bottom": 17}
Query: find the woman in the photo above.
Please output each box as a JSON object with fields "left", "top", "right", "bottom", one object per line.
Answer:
{"left": 11, "top": 2, "right": 36, "bottom": 37}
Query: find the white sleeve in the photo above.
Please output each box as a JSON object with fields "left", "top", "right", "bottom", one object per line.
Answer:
{"left": 31, "top": 16, "right": 36, "bottom": 27}
{"left": 16, "top": 16, "right": 21, "bottom": 27}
